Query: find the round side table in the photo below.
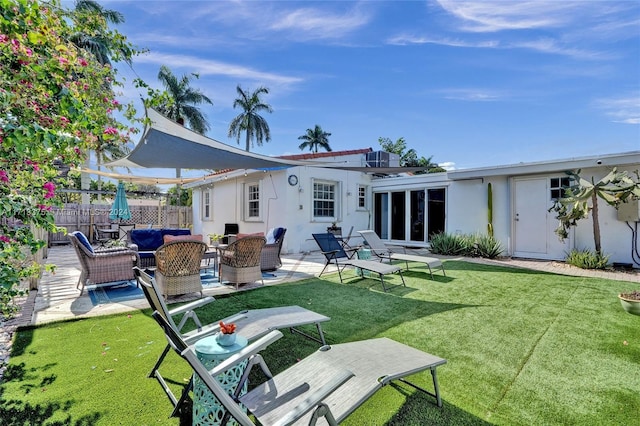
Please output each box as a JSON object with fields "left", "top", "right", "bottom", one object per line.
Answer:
{"left": 192, "top": 334, "right": 248, "bottom": 426}
{"left": 357, "top": 248, "right": 373, "bottom": 277}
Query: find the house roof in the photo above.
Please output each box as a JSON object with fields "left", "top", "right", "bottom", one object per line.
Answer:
{"left": 448, "top": 151, "right": 640, "bottom": 180}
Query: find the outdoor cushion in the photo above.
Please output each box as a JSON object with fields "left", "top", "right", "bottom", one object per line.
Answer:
{"left": 130, "top": 229, "right": 191, "bottom": 251}
{"left": 236, "top": 232, "right": 264, "bottom": 240}
{"left": 163, "top": 234, "right": 203, "bottom": 244}
{"left": 75, "top": 231, "right": 94, "bottom": 253}
{"left": 266, "top": 227, "right": 284, "bottom": 244}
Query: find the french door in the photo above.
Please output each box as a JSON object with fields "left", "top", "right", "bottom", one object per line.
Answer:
{"left": 374, "top": 188, "right": 445, "bottom": 243}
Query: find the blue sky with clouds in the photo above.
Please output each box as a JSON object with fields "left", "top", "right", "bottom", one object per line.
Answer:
{"left": 99, "top": 0, "right": 638, "bottom": 176}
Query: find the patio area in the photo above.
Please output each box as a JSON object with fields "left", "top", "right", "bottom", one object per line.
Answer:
{"left": 1, "top": 242, "right": 639, "bottom": 424}
{"left": 15, "top": 245, "right": 636, "bottom": 325}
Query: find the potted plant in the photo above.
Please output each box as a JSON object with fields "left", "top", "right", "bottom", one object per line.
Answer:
{"left": 208, "top": 233, "right": 224, "bottom": 247}
{"left": 327, "top": 222, "right": 341, "bottom": 235}
{"left": 216, "top": 321, "right": 237, "bottom": 346}
{"left": 618, "top": 290, "right": 640, "bottom": 316}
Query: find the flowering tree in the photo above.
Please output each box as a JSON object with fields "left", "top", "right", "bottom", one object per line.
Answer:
{"left": 0, "top": 0, "right": 141, "bottom": 317}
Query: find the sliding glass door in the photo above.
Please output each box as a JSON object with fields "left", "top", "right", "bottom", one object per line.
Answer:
{"left": 374, "top": 187, "right": 446, "bottom": 243}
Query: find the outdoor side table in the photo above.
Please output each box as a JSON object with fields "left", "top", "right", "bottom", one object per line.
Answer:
{"left": 201, "top": 249, "right": 218, "bottom": 277}
{"left": 193, "top": 334, "right": 248, "bottom": 426}
{"left": 356, "top": 248, "right": 373, "bottom": 277}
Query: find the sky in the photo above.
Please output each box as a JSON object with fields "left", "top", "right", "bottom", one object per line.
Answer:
{"left": 91, "top": 0, "right": 639, "bottom": 178}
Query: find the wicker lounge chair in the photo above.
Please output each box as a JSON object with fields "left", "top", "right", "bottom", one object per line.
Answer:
{"left": 261, "top": 227, "right": 287, "bottom": 271}
{"left": 155, "top": 240, "right": 208, "bottom": 298}
{"left": 69, "top": 231, "right": 140, "bottom": 295}
{"left": 219, "top": 235, "right": 266, "bottom": 290}
{"left": 134, "top": 268, "right": 330, "bottom": 417}
{"left": 313, "top": 232, "right": 405, "bottom": 292}
{"left": 152, "top": 310, "right": 446, "bottom": 425}
{"left": 358, "top": 230, "right": 446, "bottom": 279}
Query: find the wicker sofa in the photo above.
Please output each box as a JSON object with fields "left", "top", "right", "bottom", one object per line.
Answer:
{"left": 128, "top": 228, "right": 191, "bottom": 267}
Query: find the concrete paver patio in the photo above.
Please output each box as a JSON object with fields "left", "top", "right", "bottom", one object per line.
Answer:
{"left": 29, "top": 244, "right": 640, "bottom": 325}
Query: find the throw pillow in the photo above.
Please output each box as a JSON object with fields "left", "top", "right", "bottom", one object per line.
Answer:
{"left": 74, "top": 231, "right": 94, "bottom": 253}
{"left": 265, "top": 228, "right": 276, "bottom": 244}
{"left": 163, "top": 234, "right": 203, "bottom": 244}
{"left": 273, "top": 227, "right": 285, "bottom": 241}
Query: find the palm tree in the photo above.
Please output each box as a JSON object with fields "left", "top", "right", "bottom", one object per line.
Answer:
{"left": 156, "top": 65, "right": 213, "bottom": 134}
{"left": 156, "top": 65, "right": 213, "bottom": 205}
{"left": 298, "top": 125, "right": 332, "bottom": 153}
{"left": 228, "top": 85, "right": 273, "bottom": 151}
{"left": 70, "top": 0, "right": 128, "bottom": 66}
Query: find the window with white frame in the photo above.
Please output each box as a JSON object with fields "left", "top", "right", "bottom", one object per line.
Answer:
{"left": 550, "top": 177, "right": 571, "bottom": 200}
{"left": 245, "top": 182, "right": 261, "bottom": 220}
{"left": 357, "top": 184, "right": 368, "bottom": 210}
{"left": 201, "top": 187, "right": 212, "bottom": 220}
{"left": 313, "top": 180, "right": 339, "bottom": 220}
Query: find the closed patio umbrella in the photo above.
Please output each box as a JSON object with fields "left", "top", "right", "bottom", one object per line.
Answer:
{"left": 109, "top": 182, "right": 131, "bottom": 222}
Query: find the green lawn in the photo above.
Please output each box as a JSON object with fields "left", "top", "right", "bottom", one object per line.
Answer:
{"left": 1, "top": 261, "right": 639, "bottom": 425}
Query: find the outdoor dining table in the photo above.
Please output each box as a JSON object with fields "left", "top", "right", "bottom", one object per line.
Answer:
{"left": 98, "top": 227, "right": 120, "bottom": 240}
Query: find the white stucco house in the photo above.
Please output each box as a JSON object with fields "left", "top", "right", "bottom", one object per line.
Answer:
{"left": 186, "top": 149, "right": 640, "bottom": 266}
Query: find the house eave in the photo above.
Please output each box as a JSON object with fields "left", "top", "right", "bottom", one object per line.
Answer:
{"left": 448, "top": 151, "right": 640, "bottom": 180}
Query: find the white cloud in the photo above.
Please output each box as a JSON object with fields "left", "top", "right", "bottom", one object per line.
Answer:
{"left": 135, "top": 52, "right": 303, "bottom": 87}
{"left": 593, "top": 96, "right": 640, "bottom": 125}
{"left": 438, "top": 161, "right": 456, "bottom": 171}
{"left": 439, "top": 88, "right": 506, "bottom": 102}
{"left": 434, "top": 0, "right": 578, "bottom": 33}
{"left": 387, "top": 35, "right": 499, "bottom": 48}
{"left": 269, "top": 5, "right": 372, "bottom": 40}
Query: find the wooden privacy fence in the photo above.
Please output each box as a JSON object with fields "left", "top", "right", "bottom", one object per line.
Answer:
{"left": 49, "top": 203, "right": 192, "bottom": 245}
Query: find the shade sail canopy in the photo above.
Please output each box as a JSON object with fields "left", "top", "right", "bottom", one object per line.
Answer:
{"left": 109, "top": 182, "right": 131, "bottom": 221}
{"left": 105, "top": 108, "right": 312, "bottom": 171}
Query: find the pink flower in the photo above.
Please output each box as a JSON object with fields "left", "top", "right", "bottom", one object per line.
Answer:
{"left": 0, "top": 235, "right": 11, "bottom": 243}
{"left": 43, "top": 181, "right": 55, "bottom": 199}
{"left": 0, "top": 34, "right": 8, "bottom": 43}
{"left": 26, "top": 160, "right": 40, "bottom": 171}
{"left": 74, "top": 147, "right": 81, "bottom": 156}
{"left": 78, "top": 57, "right": 88, "bottom": 67}
{"left": 58, "top": 56, "right": 68, "bottom": 65}
{"left": 0, "top": 170, "right": 8, "bottom": 182}
{"left": 103, "top": 127, "right": 118, "bottom": 136}
{"left": 37, "top": 204, "right": 52, "bottom": 211}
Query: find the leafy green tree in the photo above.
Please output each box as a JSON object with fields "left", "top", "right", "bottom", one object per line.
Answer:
{"left": 298, "top": 125, "right": 332, "bottom": 153}
{"left": 167, "top": 186, "right": 192, "bottom": 207}
{"left": 0, "top": 0, "right": 141, "bottom": 317}
{"left": 378, "top": 137, "right": 444, "bottom": 174}
{"left": 550, "top": 168, "right": 640, "bottom": 256}
{"left": 228, "top": 85, "right": 273, "bottom": 151}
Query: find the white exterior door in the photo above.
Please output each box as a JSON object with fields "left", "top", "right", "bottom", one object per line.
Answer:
{"left": 513, "top": 177, "right": 570, "bottom": 260}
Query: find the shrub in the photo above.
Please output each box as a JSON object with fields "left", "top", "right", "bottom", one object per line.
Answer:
{"left": 565, "top": 249, "right": 610, "bottom": 270}
{"left": 429, "top": 232, "right": 468, "bottom": 256}
{"left": 430, "top": 232, "right": 503, "bottom": 259}
{"left": 473, "top": 234, "right": 504, "bottom": 259}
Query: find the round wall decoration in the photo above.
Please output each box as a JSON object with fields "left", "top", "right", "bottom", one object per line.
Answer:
{"left": 288, "top": 174, "right": 298, "bottom": 186}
